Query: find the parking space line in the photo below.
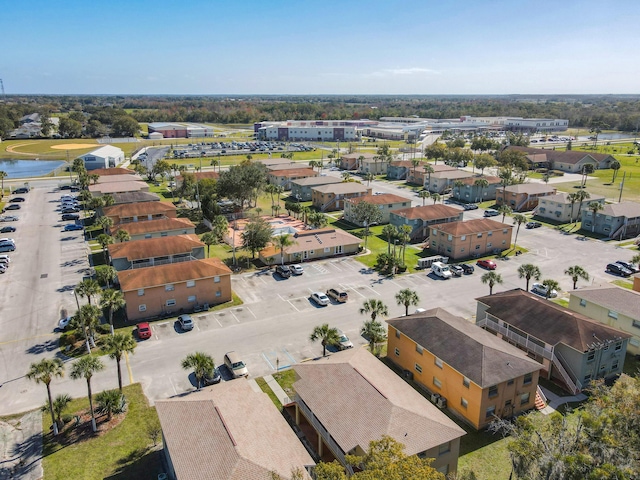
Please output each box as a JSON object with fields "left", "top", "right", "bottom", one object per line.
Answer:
{"left": 362, "top": 285, "right": 381, "bottom": 296}
{"left": 168, "top": 376, "right": 178, "bottom": 396}
{"left": 287, "top": 300, "right": 301, "bottom": 312}
{"left": 230, "top": 310, "right": 240, "bottom": 323}
{"left": 245, "top": 306, "right": 257, "bottom": 319}
{"left": 262, "top": 352, "right": 275, "bottom": 370}
{"left": 340, "top": 283, "right": 366, "bottom": 298}
{"left": 214, "top": 316, "right": 223, "bottom": 327}
{"left": 282, "top": 348, "right": 296, "bottom": 365}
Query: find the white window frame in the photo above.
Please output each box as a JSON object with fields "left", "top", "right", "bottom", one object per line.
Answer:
{"left": 138, "top": 304, "right": 146, "bottom": 312}
{"left": 166, "top": 299, "right": 176, "bottom": 307}
{"left": 186, "top": 280, "right": 196, "bottom": 288}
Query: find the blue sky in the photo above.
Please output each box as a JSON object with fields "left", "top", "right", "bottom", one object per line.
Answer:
{"left": 3, "top": 0, "right": 639, "bottom": 94}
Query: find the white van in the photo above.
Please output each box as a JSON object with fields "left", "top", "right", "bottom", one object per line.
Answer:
{"left": 431, "top": 261, "right": 452, "bottom": 279}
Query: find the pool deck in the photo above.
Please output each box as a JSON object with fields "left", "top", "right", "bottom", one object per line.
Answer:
{"left": 225, "top": 215, "right": 306, "bottom": 248}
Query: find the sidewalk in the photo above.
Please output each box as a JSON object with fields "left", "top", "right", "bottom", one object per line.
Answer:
{"left": 539, "top": 386, "right": 587, "bottom": 415}
{"left": 262, "top": 374, "right": 293, "bottom": 405}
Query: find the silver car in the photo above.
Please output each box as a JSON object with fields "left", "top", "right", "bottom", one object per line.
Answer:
{"left": 336, "top": 329, "right": 353, "bottom": 350}
{"left": 224, "top": 351, "right": 248, "bottom": 378}
{"left": 178, "top": 314, "right": 194, "bottom": 331}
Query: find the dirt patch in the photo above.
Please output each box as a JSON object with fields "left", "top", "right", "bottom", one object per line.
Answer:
{"left": 50, "top": 144, "right": 97, "bottom": 150}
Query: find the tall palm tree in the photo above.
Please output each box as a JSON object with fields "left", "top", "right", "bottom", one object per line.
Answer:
{"left": 474, "top": 178, "right": 489, "bottom": 204}
{"left": 359, "top": 299, "right": 389, "bottom": 322}
{"left": 97, "top": 233, "right": 114, "bottom": 263}
{"left": 309, "top": 324, "right": 341, "bottom": 357}
{"left": 518, "top": 264, "right": 541, "bottom": 291}
{"left": 574, "top": 190, "right": 591, "bottom": 224}
{"left": 481, "top": 271, "right": 503, "bottom": 295}
{"left": 360, "top": 319, "right": 387, "bottom": 356}
{"left": 115, "top": 229, "right": 130, "bottom": 243}
{"left": 411, "top": 158, "right": 421, "bottom": 179}
{"left": 567, "top": 192, "right": 579, "bottom": 224}
{"left": 588, "top": 201, "right": 604, "bottom": 232}
{"left": 265, "top": 184, "right": 277, "bottom": 207}
{"left": 201, "top": 232, "right": 217, "bottom": 257}
{"left": 497, "top": 205, "right": 512, "bottom": 223}
{"left": 100, "top": 289, "right": 125, "bottom": 335}
{"left": 52, "top": 394, "right": 71, "bottom": 431}
{"left": 274, "top": 233, "right": 294, "bottom": 265}
{"left": 357, "top": 155, "right": 365, "bottom": 171}
{"left": 96, "top": 265, "right": 117, "bottom": 289}
{"left": 564, "top": 265, "right": 589, "bottom": 290}
{"left": 102, "top": 332, "right": 137, "bottom": 392}
{"left": 181, "top": 352, "right": 214, "bottom": 390}
{"left": 70, "top": 355, "right": 105, "bottom": 432}
{"left": 542, "top": 279, "right": 560, "bottom": 299}
{"left": 399, "top": 224, "right": 412, "bottom": 262}
{"left": 364, "top": 172, "right": 375, "bottom": 186}
{"left": 452, "top": 180, "right": 465, "bottom": 201}
{"left": 431, "top": 193, "right": 441, "bottom": 204}
{"left": 96, "top": 215, "right": 113, "bottom": 231}
{"left": 0, "top": 171, "right": 7, "bottom": 198}
{"left": 418, "top": 190, "right": 430, "bottom": 206}
{"left": 424, "top": 164, "right": 434, "bottom": 190}
{"left": 72, "top": 304, "right": 102, "bottom": 353}
{"left": 382, "top": 224, "right": 398, "bottom": 255}
{"left": 341, "top": 171, "right": 351, "bottom": 182}
{"left": 512, "top": 214, "right": 528, "bottom": 250}
{"left": 75, "top": 278, "right": 101, "bottom": 306}
{"left": 300, "top": 206, "right": 311, "bottom": 225}
{"left": 610, "top": 159, "right": 621, "bottom": 183}
{"left": 395, "top": 289, "right": 420, "bottom": 316}
{"left": 27, "top": 358, "right": 65, "bottom": 435}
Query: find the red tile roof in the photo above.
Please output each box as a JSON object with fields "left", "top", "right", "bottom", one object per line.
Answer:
{"left": 108, "top": 234, "right": 204, "bottom": 261}
{"left": 391, "top": 204, "right": 462, "bottom": 220}
{"left": 347, "top": 193, "right": 409, "bottom": 206}
{"left": 103, "top": 202, "right": 176, "bottom": 218}
{"left": 114, "top": 217, "right": 195, "bottom": 236}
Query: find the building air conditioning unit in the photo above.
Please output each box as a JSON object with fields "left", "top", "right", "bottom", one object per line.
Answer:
{"left": 436, "top": 396, "right": 447, "bottom": 409}
{"left": 430, "top": 393, "right": 441, "bottom": 403}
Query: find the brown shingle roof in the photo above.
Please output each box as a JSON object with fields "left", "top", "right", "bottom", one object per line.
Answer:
{"left": 432, "top": 218, "right": 509, "bottom": 236}
{"left": 118, "top": 257, "right": 231, "bottom": 291}
{"left": 177, "top": 171, "right": 220, "bottom": 182}
{"left": 347, "top": 193, "right": 409, "bottom": 206}
{"left": 89, "top": 180, "right": 148, "bottom": 194}
{"left": 430, "top": 170, "right": 474, "bottom": 180}
{"left": 156, "top": 379, "right": 314, "bottom": 480}
{"left": 111, "top": 191, "right": 160, "bottom": 204}
{"left": 108, "top": 234, "right": 204, "bottom": 261}
{"left": 291, "top": 176, "right": 342, "bottom": 187}
{"left": 103, "top": 201, "right": 176, "bottom": 218}
{"left": 571, "top": 286, "right": 640, "bottom": 320}
{"left": 507, "top": 146, "right": 614, "bottom": 165}
{"left": 391, "top": 204, "right": 462, "bottom": 220}
{"left": 458, "top": 175, "right": 501, "bottom": 186}
{"left": 96, "top": 173, "right": 144, "bottom": 184}
{"left": 389, "top": 160, "right": 416, "bottom": 167}
{"left": 114, "top": 217, "right": 195, "bottom": 236}
{"left": 293, "top": 349, "right": 465, "bottom": 457}
{"left": 387, "top": 308, "right": 541, "bottom": 387}
{"left": 413, "top": 164, "right": 457, "bottom": 173}
{"left": 600, "top": 201, "right": 640, "bottom": 218}
{"left": 312, "top": 183, "right": 369, "bottom": 194}
{"left": 260, "top": 228, "right": 360, "bottom": 257}
{"left": 269, "top": 168, "right": 317, "bottom": 178}
{"left": 89, "top": 167, "right": 135, "bottom": 176}
{"left": 503, "top": 183, "right": 556, "bottom": 195}
{"left": 477, "top": 289, "right": 631, "bottom": 352}
{"left": 342, "top": 153, "right": 375, "bottom": 161}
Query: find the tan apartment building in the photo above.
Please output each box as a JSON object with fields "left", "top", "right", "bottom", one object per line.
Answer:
{"left": 311, "top": 183, "right": 371, "bottom": 212}
{"left": 340, "top": 152, "right": 375, "bottom": 170}
{"left": 259, "top": 228, "right": 361, "bottom": 264}
{"left": 496, "top": 184, "right": 556, "bottom": 212}
{"left": 452, "top": 175, "right": 501, "bottom": 203}
{"left": 113, "top": 217, "right": 196, "bottom": 241}
{"left": 390, "top": 204, "right": 464, "bottom": 242}
{"left": 343, "top": 193, "right": 411, "bottom": 225}
{"left": 176, "top": 170, "right": 220, "bottom": 189}
{"left": 358, "top": 155, "right": 388, "bottom": 175}
{"left": 292, "top": 348, "right": 465, "bottom": 477}
{"left": 118, "top": 257, "right": 232, "bottom": 321}
{"left": 387, "top": 308, "right": 542, "bottom": 429}
{"left": 569, "top": 286, "right": 640, "bottom": 355}
{"left": 290, "top": 176, "right": 342, "bottom": 201}
{"left": 429, "top": 218, "right": 513, "bottom": 260}
{"left": 108, "top": 234, "right": 205, "bottom": 271}
{"left": 425, "top": 170, "right": 474, "bottom": 194}
{"left": 406, "top": 164, "right": 456, "bottom": 186}
{"left": 268, "top": 168, "right": 318, "bottom": 190}
{"left": 536, "top": 191, "right": 605, "bottom": 223}
{"left": 102, "top": 201, "right": 177, "bottom": 226}
{"left": 89, "top": 180, "right": 150, "bottom": 196}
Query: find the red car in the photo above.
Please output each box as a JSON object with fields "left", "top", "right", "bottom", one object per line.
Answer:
{"left": 137, "top": 322, "right": 152, "bottom": 340}
{"left": 477, "top": 259, "right": 497, "bottom": 270}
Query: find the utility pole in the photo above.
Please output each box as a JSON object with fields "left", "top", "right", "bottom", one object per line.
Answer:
{"left": 618, "top": 171, "right": 628, "bottom": 203}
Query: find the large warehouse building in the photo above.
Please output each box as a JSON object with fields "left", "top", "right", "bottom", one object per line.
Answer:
{"left": 147, "top": 122, "right": 215, "bottom": 139}
{"left": 79, "top": 146, "right": 125, "bottom": 170}
{"left": 254, "top": 120, "right": 374, "bottom": 142}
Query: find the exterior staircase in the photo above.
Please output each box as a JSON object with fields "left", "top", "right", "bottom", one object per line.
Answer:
{"left": 535, "top": 387, "right": 547, "bottom": 410}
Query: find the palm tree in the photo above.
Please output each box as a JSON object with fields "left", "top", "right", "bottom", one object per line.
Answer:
{"left": 588, "top": 201, "right": 604, "bottom": 232}
{"left": 474, "top": 178, "right": 489, "bottom": 203}
{"left": 542, "top": 279, "right": 560, "bottom": 299}
{"left": 75, "top": 278, "right": 101, "bottom": 306}
{"left": 567, "top": 192, "right": 579, "bottom": 224}
{"left": 364, "top": 172, "right": 375, "bottom": 186}
{"left": 610, "top": 159, "right": 621, "bottom": 183}
{"left": 382, "top": 224, "right": 398, "bottom": 255}
{"left": 96, "top": 233, "right": 114, "bottom": 262}
{"left": 399, "top": 224, "right": 412, "bottom": 263}
{"left": 431, "top": 193, "right": 441, "bottom": 204}
{"left": 274, "top": 233, "right": 294, "bottom": 265}
{"left": 418, "top": 190, "right": 430, "bottom": 206}
{"left": 70, "top": 355, "right": 105, "bottom": 432}
{"left": 102, "top": 333, "right": 137, "bottom": 392}
{"left": 100, "top": 289, "right": 125, "bottom": 335}
{"left": 96, "top": 215, "right": 114, "bottom": 232}
{"left": 52, "top": 394, "right": 71, "bottom": 431}
{"left": 96, "top": 265, "right": 117, "bottom": 289}
{"left": 574, "top": 190, "right": 591, "bottom": 224}
{"left": 452, "top": 180, "right": 465, "bottom": 201}
{"left": 273, "top": 204, "right": 282, "bottom": 217}
{"left": 265, "top": 184, "right": 277, "bottom": 207}
{"left": 512, "top": 214, "right": 527, "bottom": 251}
{"left": 395, "top": 289, "right": 420, "bottom": 316}
{"left": 115, "top": 229, "right": 130, "bottom": 243}
{"left": 309, "top": 324, "right": 341, "bottom": 357}
{"left": 201, "top": 231, "right": 217, "bottom": 257}
{"left": 497, "top": 205, "right": 512, "bottom": 223}
{"left": 360, "top": 319, "right": 387, "bottom": 356}
{"left": 27, "top": 358, "right": 65, "bottom": 435}
{"left": 631, "top": 254, "right": 640, "bottom": 270}
{"left": 0, "top": 171, "right": 7, "bottom": 197}
{"left": 411, "top": 158, "right": 421, "bottom": 179}
{"left": 181, "top": 352, "right": 215, "bottom": 390}
{"left": 518, "top": 264, "right": 541, "bottom": 291}
{"left": 341, "top": 171, "right": 351, "bottom": 182}
{"left": 424, "top": 164, "right": 434, "bottom": 190}
{"left": 300, "top": 206, "right": 311, "bottom": 225}
{"left": 308, "top": 211, "right": 328, "bottom": 229}
{"left": 72, "top": 303, "right": 101, "bottom": 352}
{"left": 564, "top": 265, "right": 589, "bottom": 290}
{"left": 95, "top": 389, "right": 125, "bottom": 421}
{"left": 357, "top": 155, "right": 365, "bottom": 171}
{"left": 481, "top": 271, "right": 503, "bottom": 295}
{"left": 359, "top": 299, "right": 389, "bottom": 322}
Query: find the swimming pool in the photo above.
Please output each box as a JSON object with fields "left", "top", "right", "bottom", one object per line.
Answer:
{"left": 272, "top": 226, "right": 297, "bottom": 236}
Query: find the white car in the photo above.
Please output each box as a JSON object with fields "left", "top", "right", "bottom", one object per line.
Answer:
{"left": 310, "top": 292, "right": 330, "bottom": 306}
{"left": 58, "top": 316, "right": 73, "bottom": 331}
{"left": 531, "top": 283, "right": 558, "bottom": 298}
{"left": 291, "top": 264, "right": 304, "bottom": 275}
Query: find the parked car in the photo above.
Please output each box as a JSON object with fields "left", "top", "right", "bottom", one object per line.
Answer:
{"left": 61, "top": 213, "right": 80, "bottom": 221}
{"left": 291, "top": 264, "right": 304, "bottom": 275}
{"left": 9, "top": 197, "right": 25, "bottom": 203}
{"left": 531, "top": 282, "right": 558, "bottom": 298}
{"left": 483, "top": 209, "right": 500, "bottom": 217}
{"left": 275, "top": 265, "right": 291, "bottom": 278}
{"left": 224, "top": 351, "right": 248, "bottom": 378}
{"left": 450, "top": 265, "right": 464, "bottom": 277}
{"left": 13, "top": 187, "right": 29, "bottom": 194}
{"left": 0, "top": 264, "right": 6, "bottom": 274}
{"left": 178, "top": 314, "right": 194, "bottom": 331}
{"left": 0, "top": 216, "right": 18, "bottom": 222}
{"left": 477, "top": 259, "right": 497, "bottom": 270}
{"left": 63, "top": 224, "right": 83, "bottom": 231}
{"left": 615, "top": 261, "right": 640, "bottom": 274}
{"left": 0, "top": 226, "right": 16, "bottom": 233}
{"left": 461, "top": 264, "right": 475, "bottom": 274}
{"left": 463, "top": 203, "right": 479, "bottom": 210}
{"left": 606, "top": 263, "right": 632, "bottom": 277}
{"left": 526, "top": 221, "right": 542, "bottom": 229}
{"left": 0, "top": 255, "right": 10, "bottom": 264}
{"left": 326, "top": 288, "right": 348, "bottom": 303}
{"left": 3, "top": 204, "right": 21, "bottom": 211}
{"left": 310, "top": 292, "right": 330, "bottom": 306}
{"left": 0, "top": 244, "right": 15, "bottom": 252}
{"left": 61, "top": 207, "right": 80, "bottom": 213}
{"left": 203, "top": 366, "right": 222, "bottom": 385}
{"left": 336, "top": 329, "right": 353, "bottom": 350}
{"left": 137, "top": 322, "right": 152, "bottom": 340}
{"left": 58, "top": 316, "right": 73, "bottom": 331}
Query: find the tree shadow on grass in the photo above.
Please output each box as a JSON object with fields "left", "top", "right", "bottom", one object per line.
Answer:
{"left": 105, "top": 447, "right": 165, "bottom": 480}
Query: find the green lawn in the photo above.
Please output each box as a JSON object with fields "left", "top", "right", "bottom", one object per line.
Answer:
{"left": 42, "top": 383, "right": 163, "bottom": 480}
{"left": 611, "top": 279, "right": 634, "bottom": 289}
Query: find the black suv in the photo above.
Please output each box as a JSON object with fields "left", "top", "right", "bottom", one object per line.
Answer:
{"left": 606, "top": 263, "right": 632, "bottom": 277}
{"left": 276, "top": 265, "right": 291, "bottom": 278}
{"left": 461, "top": 264, "right": 475, "bottom": 274}
{"left": 61, "top": 213, "right": 80, "bottom": 221}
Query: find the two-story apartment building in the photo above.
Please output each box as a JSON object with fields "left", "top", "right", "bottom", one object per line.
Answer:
{"left": 292, "top": 348, "right": 465, "bottom": 477}
{"left": 451, "top": 176, "right": 501, "bottom": 203}
{"left": 476, "top": 289, "right": 631, "bottom": 394}
{"left": 118, "top": 257, "right": 232, "bottom": 321}
{"left": 343, "top": 194, "right": 410, "bottom": 225}
{"left": 110, "top": 191, "right": 160, "bottom": 205}
{"left": 429, "top": 218, "right": 512, "bottom": 260}
{"left": 311, "top": 183, "right": 371, "bottom": 212}
{"left": 425, "top": 170, "right": 474, "bottom": 194}
{"left": 406, "top": 164, "right": 456, "bottom": 186}
{"left": 290, "top": 176, "right": 342, "bottom": 201}
{"left": 390, "top": 205, "right": 463, "bottom": 242}
{"left": 108, "top": 234, "right": 205, "bottom": 271}
{"left": 496, "top": 184, "right": 556, "bottom": 212}
{"left": 387, "top": 308, "right": 542, "bottom": 429}
{"left": 536, "top": 192, "right": 605, "bottom": 223}
{"left": 340, "top": 153, "right": 375, "bottom": 170}
{"left": 102, "top": 201, "right": 177, "bottom": 227}
{"left": 358, "top": 155, "right": 389, "bottom": 175}
{"left": 259, "top": 228, "right": 361, "bottom": 265}
{"left": 569, "top": 286, "right": 640, "bottom": 355}
{"left": 175, "top": 170, "right": 220, "bottom": 189}
{"left": 268, "top": 168, "right": 318, "bottom": 190}
{"left": 113, "top": 217, "right": 196, "bottom": 241}
{"left": 581, "top": 201, "right": 640, "bottom": 240}
{"left": 89, "top": 180, "right": 150, "bottom": 196}
{"left": 387, "top": 160, "right": 417, "bottom": 180}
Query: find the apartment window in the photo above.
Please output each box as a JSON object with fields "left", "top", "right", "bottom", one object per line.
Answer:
{"left": 433, "top": 377, "right": 442, "bottom": 388}
{"left": 603, "top": 344, "right": 609, "bottom": 351}
{"left": 523, "top": 373, "right": 533, "bottom": 385}
{"left": 166, "top": 299, "right": 176, "bottom": 307}
{"left": 324, "top": 247, "right": 330, "bottom": 253}
{"left": 395, "top": 330, "right": 400, "bottom": 338}
{"left": 587, "top": 352, "right": 595, "bottom": 362}
{"left": 486, "top": 405, "right": 496, "bottom": 419}
{"left": 502, "top": 240, "right": 507, "bottom": 245}
{"left": 138, "top": 304, "right": 146, "bottom": 312}
{"left": 475, "top": 245, "right": 481, "bottom": 250}
{"left": 461, "top": 398, "right": 468, "bottom": 409}
{"left": 487, "top": 243, "right": 492, "bottom": 248}
{"left": 438, "top": 441, "right": 451, "bottom": 455}
{"left": 477, "top": 233, "right": 482, "bottom": 238}
{"left": 137, "top": 289, "right": 144, "bottom": 296}
{"left": 415, "top": 364, "right": 423, "bottom": 373}
{"left": 187, "top": 295, "right": 196, "bottom": 303}
{"left": 463, "top": 377, "right": 470, "bottom": 388}
{"left": 520, "top": 392, "right": 530, "bottom": 405}
{"left": 461, "top": 235, "right": 466, "bottom": 241}
{"left": 215, "top": 291, "right": 221, "bottom": 297}
{"left": 460, "top": 248, "right": 465, "bottom": 253}
{"left": 165, "top": 284, "right": 175, "bottom": 292}
{"left": 432, "top": 229, "right": 438, "bottom": 236}
{"left": 633, "top": 320, "right": 640, "bottom": 330}
{"left": 186, "top": 280, "right": 196, "bottom": 288}
{"left": 488, "top": 231, "right": 493, "bottom": 237}
{"left": 612, "top": 361, "right": 619, "bottom": 370}
{"left": 488, "top": 385, "right": 498, "bottom": 398}
{"left": 214, "top": 276, "right": 220, "bottom": 283}
{"left": 503, "top": 229, "right": 508, "bottom": 234}
{"left": 435, "top": 357, "right": 443, "bottom": 368}
{"left": 507, "top": 379, "right": 514, "bottom": 386}
{"left": 394, "top": 348, "right": 400, "bottom": 356}
{"left": 145, "top": 234, "right": 152, "bottom": 239}
{"left": 160, "top": 232, "right": 168, "bottom": 237}
{"left": 608, "top": 310, "right": 618, "bottom": 320}
{"left": 416, "top": 344, "right": 423, "bottom": 354}
{"left": 447, "top": 234, "right": 452, "bottom": 241}
{"left": 584, "top": 374, "right": 592, "bottom": 382}
{"left": 615, "top": 342, "right": 622, "bottom": 351}
{"left": 580, "top": 299, "right": 587, "bottom": 307}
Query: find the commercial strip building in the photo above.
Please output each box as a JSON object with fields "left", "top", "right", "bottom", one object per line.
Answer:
{"left": 255, "top": 120, "right": 362, "bottom": 142}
